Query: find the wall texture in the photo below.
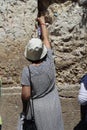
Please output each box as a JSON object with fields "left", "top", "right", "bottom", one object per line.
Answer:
{"left": 0, "top": 0, "right": 87, "bottom": 85}
{"left": 0, "top": 1, "right": 87, "bottom": 130}
{"left": 0, "top": 0, "right": 37, "bottom": 87}
{"left": 0, "top": 0, "right": 87, "bottom": 88}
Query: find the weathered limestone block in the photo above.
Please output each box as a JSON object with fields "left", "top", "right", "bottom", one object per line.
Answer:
{"left": 49, "top": 4, "right": 82, "bottom": 42}
{"left": 78, "top": 0, "right": 87, "bottom": 6}
{"left": 0, "top": 0, "right": 37, "bottom": 44}
{"left": 46, "top": 2, "right": 87, "bottom": 85}
{"left": 0, "top": 0, "right": 37, "bottom": 86}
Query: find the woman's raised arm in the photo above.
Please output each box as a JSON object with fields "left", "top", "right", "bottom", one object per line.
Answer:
{"left": 37, "top": 16, "right": 51, "bottom": 49}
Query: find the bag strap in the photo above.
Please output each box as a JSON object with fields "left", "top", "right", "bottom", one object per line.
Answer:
{"left": 26, "top": 66, "right": 35, "bottom": 120}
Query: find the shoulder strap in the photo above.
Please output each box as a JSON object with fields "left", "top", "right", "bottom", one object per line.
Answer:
{"left": 28, "top": 66, "right": 33, "bottom": 96}
{"left": 27, "top": 66, "right": 35, "bottom": 120}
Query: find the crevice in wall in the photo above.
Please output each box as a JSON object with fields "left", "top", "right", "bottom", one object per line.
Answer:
{"left": 38, "top": 0, "right": 78, "bottom": 12}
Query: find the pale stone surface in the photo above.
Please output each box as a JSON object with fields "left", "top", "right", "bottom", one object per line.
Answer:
{"left": 0, "top": 0, "right": 37, "bottom": 43}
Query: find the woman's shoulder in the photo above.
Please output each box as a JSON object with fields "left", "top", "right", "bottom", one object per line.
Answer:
{"left": 22, "top": 66, "right": 30, "bottom": 75}
{"left": 22, "top": 66, "right": 28, "bottom": 71}
{"left": 47, "top": 48, "right": 53, "bottom": 54}
{"left": 46, "top": 48, "right": 54, "bottom": 61}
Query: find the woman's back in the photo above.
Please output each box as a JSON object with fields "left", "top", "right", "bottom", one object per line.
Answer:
{"left": 21, "top": 49, "right": 56, "bottom": 98}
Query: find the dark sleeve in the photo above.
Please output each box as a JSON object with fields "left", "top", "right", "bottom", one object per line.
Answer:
{"left": 80, "top": 74, "right": 87, "bottom": 90}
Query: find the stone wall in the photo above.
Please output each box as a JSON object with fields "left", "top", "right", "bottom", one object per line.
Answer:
{"left": 0, "top": 0, "right": 87, "bottom": 88}
{"left": 0, "top": 0, "right": 87, "bottom": 130}
{"left": 46, "top": 1, "right": 87, "bottom": 86}
{"left": 0, "top": 0, "right": 37, "bottom": 43}
{"left": 0, "top": 0, "right": 37, "bottom": 87}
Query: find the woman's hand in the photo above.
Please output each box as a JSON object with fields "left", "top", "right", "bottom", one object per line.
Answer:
{"left": 37, "top": 16, "right": 46, "bottom": 26}
{"left": 36, "top": 15, "right": 51, "bottom": 49}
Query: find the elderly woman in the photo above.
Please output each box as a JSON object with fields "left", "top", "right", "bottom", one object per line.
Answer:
{"left": 20, "top": 15, "right": 64, "bottom": 130}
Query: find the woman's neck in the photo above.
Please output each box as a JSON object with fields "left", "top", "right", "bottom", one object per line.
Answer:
{"left": 32, "top": 61, "right": 42, "bottom": 66}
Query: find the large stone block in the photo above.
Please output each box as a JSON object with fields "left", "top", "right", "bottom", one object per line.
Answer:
{"left": 0, "top": 0, "right": 38, "bottom": 44}
{"left": 78, "top": 0, "right": 87, "bottom": 6}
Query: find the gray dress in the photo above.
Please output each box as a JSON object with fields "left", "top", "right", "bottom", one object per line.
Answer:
{"left": 21, "top": 48, "right": 64, "bottom": 130}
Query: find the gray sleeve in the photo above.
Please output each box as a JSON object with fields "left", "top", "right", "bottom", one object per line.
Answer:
{"left": 20, "top": 66, "right": 30, "bottom": 86}
{"left": 46, "top": 48, "right": 54, "bottom": 62}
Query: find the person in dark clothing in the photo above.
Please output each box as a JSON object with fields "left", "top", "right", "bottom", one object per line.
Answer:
{"left": 74, "top": 74, "right": 87, "bottom": 130}
{"left": 0, "top": 116, "right": 2, "bottom": 130}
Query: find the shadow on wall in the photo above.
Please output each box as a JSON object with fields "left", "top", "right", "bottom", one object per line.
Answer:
{"left": 79, "top": 8, "right": 87, "bottom": 31}
{"left": 38, "top": 0, "right": 87, "bottom": 31}
{"left": 38, "top": 0, "right": 87, "bottom": 28}
{"left": 38, "top": 0, "right": 78, "bottom": 12}
{"left": 78, "top": 0, "right": 87, "bottom": 31}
